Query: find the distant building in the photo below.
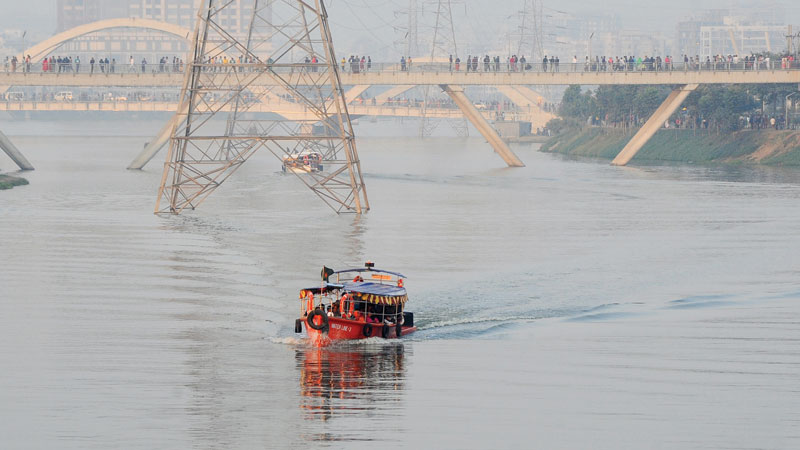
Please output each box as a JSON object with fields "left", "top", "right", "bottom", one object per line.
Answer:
{"left": 52, "top": 0, "right": 267, "bottom": 63}
{"left": 676, "top": 9, "right": 790, "bottom": 58}
{"left": 57, "top": 0, "right": 128, "bottom": 32}
{"left": 56, "top": 0, "right": 254, "bottom": 34}
{"left": 538, "top": 11, "right": 670, "bottom": 60}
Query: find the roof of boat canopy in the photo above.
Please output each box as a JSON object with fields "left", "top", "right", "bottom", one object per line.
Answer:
{"left": 343, "top": 281, "right": 405, "bottom": 296}
{"left": 332, "top": 268, "right": 407, "bottom": 278}
{"left": 344, "top": 281, "right": 407, "bottom": 305}
{"left": 299, "top": 281, "right": 408, "bottom": 305}
{"left": 299, "top": 281, "right": 406, "bottom": 296}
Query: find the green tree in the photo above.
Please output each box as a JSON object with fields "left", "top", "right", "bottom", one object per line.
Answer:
{"left": 697, "top": 86, "right": 757, "bottom": 131}
{"left": 559, "top": 85, "right": 595, "bottom": 121}
{"left": 633, "top": 86, "right": 670, "bottom": 120}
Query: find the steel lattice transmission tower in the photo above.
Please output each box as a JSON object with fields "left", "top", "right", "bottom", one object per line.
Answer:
{"left": 516, "top": 0, "right": 545, "bottom": 61}
{"left": 156, "top": 0, "right": 369, "bottom": 215}
{"left": 393, "top": 0, "right": 420, "bottom": 57}
{"left": 406, "top": 0, "right": 420, "bottom": 57}
{"left": 419, "top": 0, "right": 468, "bottom": 138}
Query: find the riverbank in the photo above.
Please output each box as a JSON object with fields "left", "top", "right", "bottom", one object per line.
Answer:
{"left": 541, "top": 127, "right": 800, "bottom": 166}
{"left": 0, "top": 174, "right": 29, "bottom": 190}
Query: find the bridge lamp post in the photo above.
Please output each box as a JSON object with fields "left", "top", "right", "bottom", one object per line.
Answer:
{"left": 588, "top": 32, "right": 594, "bottom": 62}
{"left": 21, "top": 31, "right": 26, "bottom": 72}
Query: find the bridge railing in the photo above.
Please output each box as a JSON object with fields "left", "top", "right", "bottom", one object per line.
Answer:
{"left": 3, "top": 59, "right": 799, "bottom": 76}
{"left": 0, "top": 97, "right": 535, "bottom": 112}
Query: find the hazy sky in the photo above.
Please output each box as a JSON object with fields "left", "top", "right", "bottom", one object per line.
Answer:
{"left": 2, "top": 0, "right": 798, "bottom": 54}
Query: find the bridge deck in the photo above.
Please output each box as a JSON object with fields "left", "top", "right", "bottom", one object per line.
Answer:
{"left": 3, "top": 65, "right": 799, "bottom": 87}
{"left": 0, "top": 100, "right": 544, "bottom": 122}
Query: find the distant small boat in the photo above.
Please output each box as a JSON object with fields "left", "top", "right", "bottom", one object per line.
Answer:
{"left": 295, "top": 261, "right": 417, "bottom": 347}
{"left": 282, "top": 151, "right": 323, "bottom": 173}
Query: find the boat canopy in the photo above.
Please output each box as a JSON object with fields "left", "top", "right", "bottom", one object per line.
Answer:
{"left": 344, "top": 281, "right": 408, "bottom": 305}
{"left": 298, "top": 281, "right": 408, "bottom": 305}
{"left": 333, "top": 268, "right": 407, "bottom": 279}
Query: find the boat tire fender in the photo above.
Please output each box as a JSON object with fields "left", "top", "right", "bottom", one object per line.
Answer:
{"left": 395, "top": 323, "right": 403, "bottom": 338}
{"left": 381, "top": 324, "right": 391, "bottom": 339}
{"left": 307, "top": 309, "right": 329, "bottom": 331}
{"left": 294, "top": 318, "right": 303, "bottom": 333}
{"left": 362, "top": 323, "right": 373, "bottom": 337}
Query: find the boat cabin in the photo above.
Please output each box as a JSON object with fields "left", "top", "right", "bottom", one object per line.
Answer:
{"left": 282, "top": 151, "right": 323, "bottom": 173}
{"left": 299, "top": 265, "right": 410, "bottom": 327}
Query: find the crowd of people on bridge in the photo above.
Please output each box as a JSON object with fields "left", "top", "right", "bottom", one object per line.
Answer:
{"left": 4, "top": 55, "right": 31, "bottom": 73}
{"left": 201, "top": 55, "right": 262, "bottom": 72}
{"left": 578, "top": 52, "right": 796, "bottom": 72}
{"left": 341, "top": 55, "right": 372, "bottom": 73}
{"left": 384, "top": 52, "right": 797, "bottom": 73}
{"left": 395, "top": 54, "right": 562, "bottom": 73}
{"left": 3, "top": 55, "right": 185, "bottom": 74}
{"left": 6, "top": 51, "right": 798, "bottom": 75}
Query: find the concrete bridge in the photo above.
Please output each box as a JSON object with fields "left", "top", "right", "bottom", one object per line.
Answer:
{"left": 5, "top": 64, "right": 798, "bottom": 168}
{"left": 0, "top": 99, "right": 538, "bottom": 122}
{"left": 2, "top": 16, "right": 799, "bottom": 172}
{"left": 3, "top": 65, "right": 800, "bottom": 87}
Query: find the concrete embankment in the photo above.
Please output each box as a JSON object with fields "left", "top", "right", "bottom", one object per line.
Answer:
{"left": 0, "top": 174, "right": 29, "bottom": 190}
{"left": 541, "top": 128, "right": 800, "bottom": 166}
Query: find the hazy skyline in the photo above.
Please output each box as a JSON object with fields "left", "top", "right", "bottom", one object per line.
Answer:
{"left": 2, "top": 0, "right": 799, "bottom": 56}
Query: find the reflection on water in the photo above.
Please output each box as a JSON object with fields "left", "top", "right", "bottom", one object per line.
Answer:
{"left": 297, "top": 344, "right": 406, "bottom": 426}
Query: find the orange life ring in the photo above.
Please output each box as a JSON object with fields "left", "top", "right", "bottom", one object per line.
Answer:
{"left": 397, "top": 279, "right": 404, "bottom": 287}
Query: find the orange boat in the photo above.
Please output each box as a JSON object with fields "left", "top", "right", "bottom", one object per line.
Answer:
{"left": 295, "top": 262, "right": 417, "bottom": 346}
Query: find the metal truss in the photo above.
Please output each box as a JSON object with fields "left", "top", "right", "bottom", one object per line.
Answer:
{"left": 156, "top": 0, "right": 368, "bottom": 215}
{"left": 419, "top": 0, "right": 468, "bottom": 138}
{"left": 516, "top": 0, "right": 545, "bottom": 61}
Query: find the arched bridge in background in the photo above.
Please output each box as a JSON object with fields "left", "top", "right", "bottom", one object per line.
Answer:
{"left": 1, "top": 18, "right": 193, "bottom": 170}
{"left": 17, "top": 18, "right": 192, "bottom": 63}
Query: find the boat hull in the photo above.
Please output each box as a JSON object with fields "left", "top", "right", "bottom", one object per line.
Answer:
{"left": 303, "top": 316, "right": 416, "bottom": 346}
{"left": 283, "top": 166, "right": 321, "bottom": 174}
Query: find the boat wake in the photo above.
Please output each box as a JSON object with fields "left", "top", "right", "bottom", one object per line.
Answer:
{"left": 418, "top": 315, "right": 540, "bottom": 331}
{"left": 269, "top": 336, "right": 306, "bottom": 346}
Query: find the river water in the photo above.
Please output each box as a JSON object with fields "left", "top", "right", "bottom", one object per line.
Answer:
{"left": 1, "top": 119, "right": 799, "bottom": 449}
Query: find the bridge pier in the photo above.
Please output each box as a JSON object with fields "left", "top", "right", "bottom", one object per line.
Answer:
{"left": 441, "top": 84, "right": 524, "bottom": 167}
{"left": 344, "top": 85, "right": 370, "bottom": 103}
{"left": 494, "top": 85, "right": 554, "bottom": 128}
{"left": 373, "top": 85, "right": 414, "bottom": 105}
{"left": 612, "top": 84, "right": 698, "bottom": 166}
{"left": 127, "top": 110, "right": 184, "bottom": 170}
{"left": 0, "top": 129, "right": 34, "bottom": 171}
